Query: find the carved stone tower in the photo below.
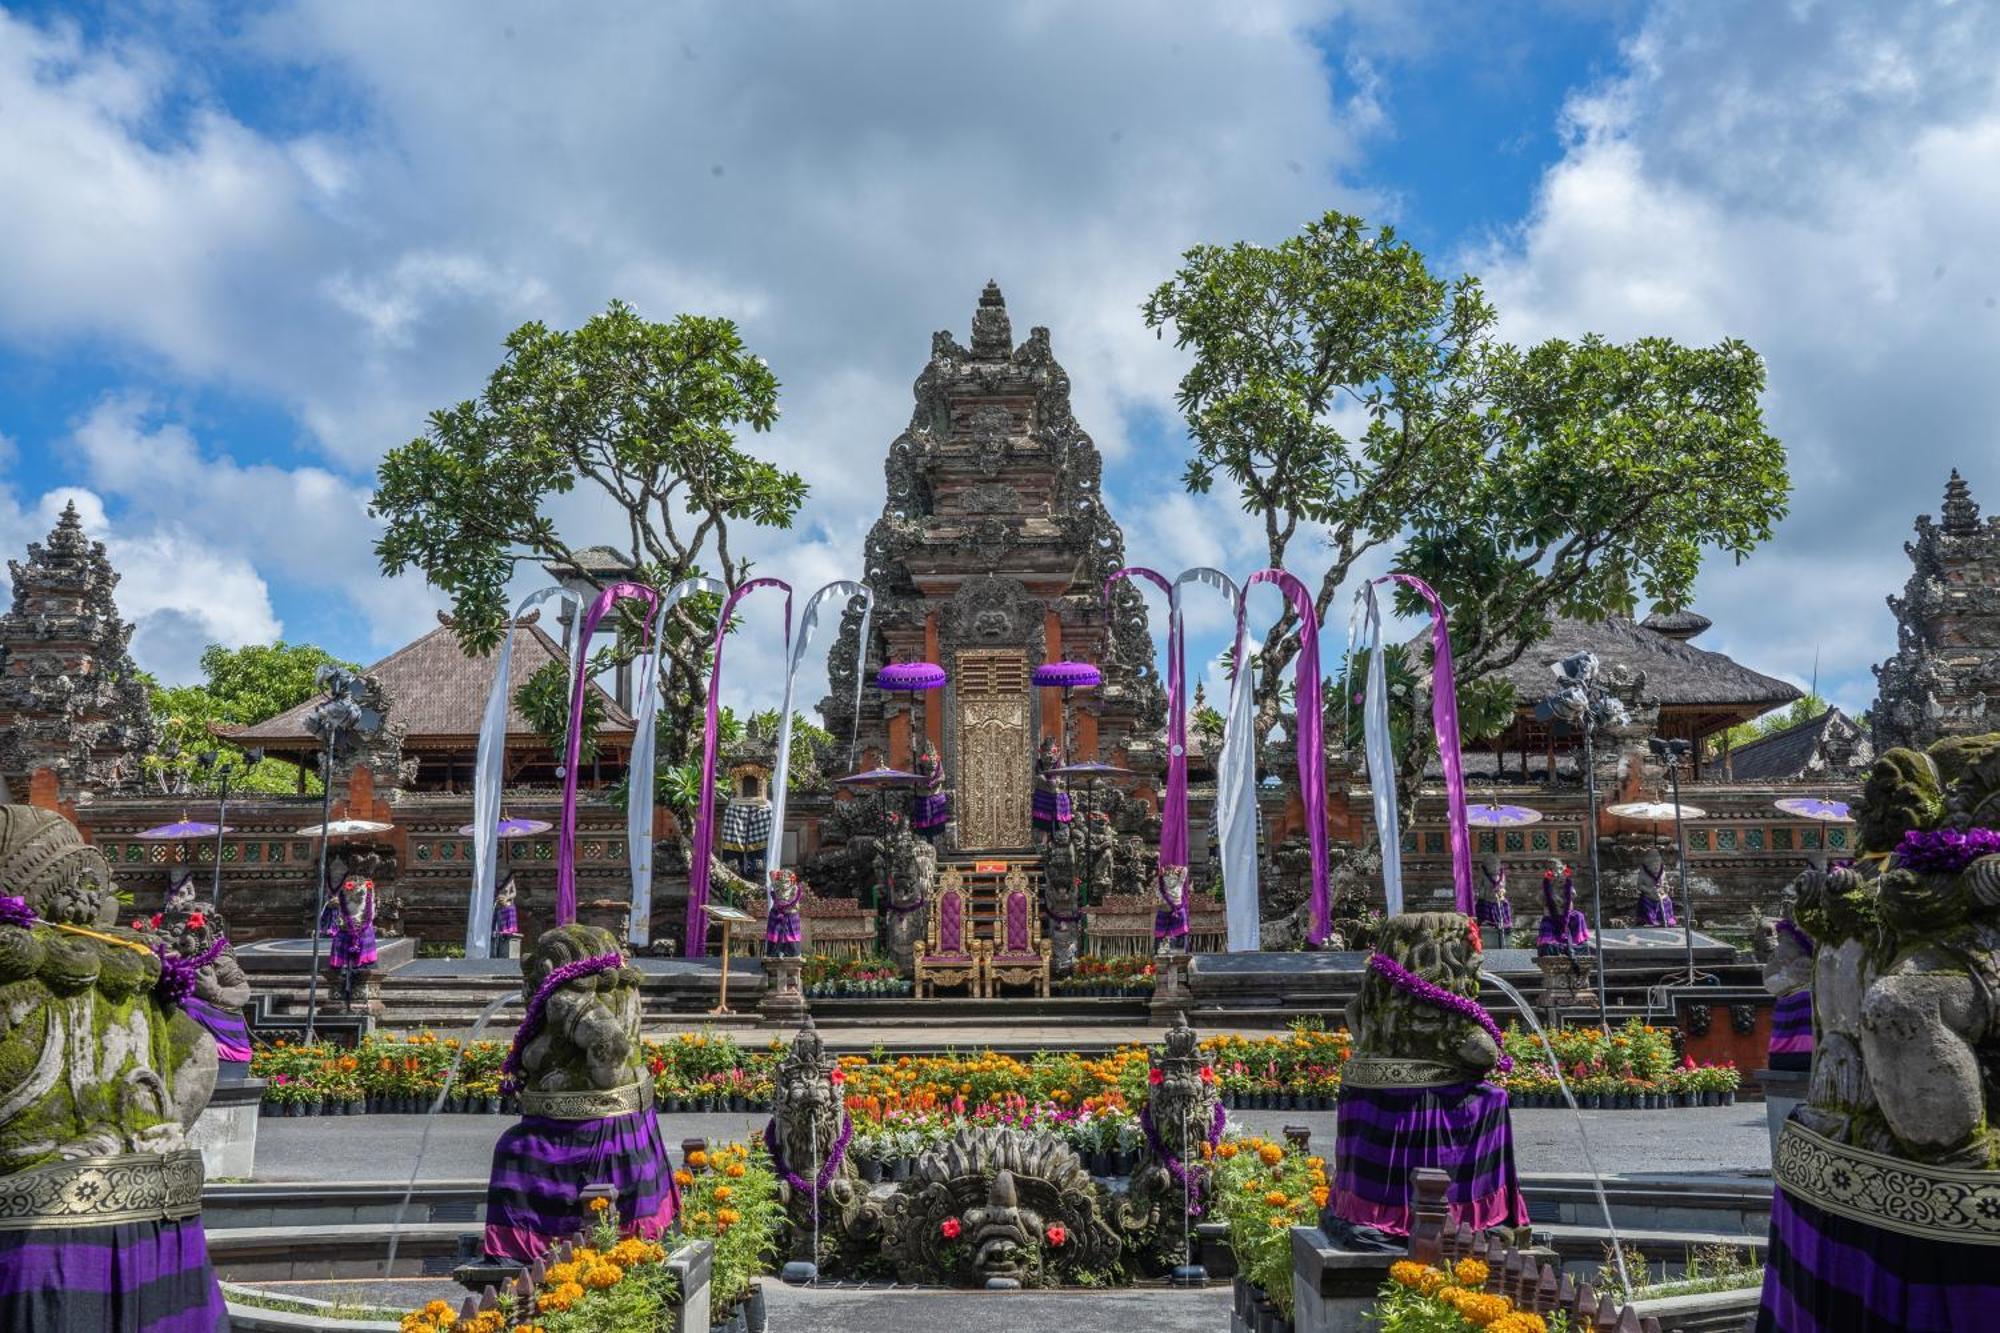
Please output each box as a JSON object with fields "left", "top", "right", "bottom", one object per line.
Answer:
{"left": 824, "top": 283, "right": 1164, "bottom": 850}
{"left": 1871, "top": 470, "right": 2000, "bottom": 750}
{"left": 0, "top": 502, "right": 158, "bottom": 795}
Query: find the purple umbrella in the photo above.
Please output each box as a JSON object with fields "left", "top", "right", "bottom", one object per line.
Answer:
{"left": 1032, "top": 660, "right": 1103, "bottom": 690}
{"left": 1463, "top": 803, "right": 1543, "bottom": 828}
{"left": 135, "top": 818, "right": 228, "bottom": 839}
{"left": 1049, "top": 761, "right": 1136, "bottom": 779}
{"left": 457, "top": 817, "right": 554, "bottom": 839}
{"left": 1774, "top": 797, "right": 1852, "bottom": 822}
{"left": 877, "top": 662, "right": 947, "bottom": 692}
{"left": 835, "top": 766, "right": 923, "bottom": 788}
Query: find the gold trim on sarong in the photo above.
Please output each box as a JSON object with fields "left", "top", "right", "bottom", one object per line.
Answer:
{"left": 1774, "top": 1117, "right": 2000, "bottom": 1245}
{"left": 0, "top": 1149, "right": 206, "bottom": 1231}
{"left": 1338, "top": 1056, "right": 1477, "bottom": 1089}
{"left": 516, "top": 1075, "right": 655, "bottom": 1121}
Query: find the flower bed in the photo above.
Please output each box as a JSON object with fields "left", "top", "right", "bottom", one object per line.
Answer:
{"left": 1052, "top": 954, "right": 1157, "bottom": 996}
{"left": 1496, "top": 1020, "right": 1741, "bottom": 1109}
{"left": 1371, "top": 1259, "right": 1559, "bottom": 1332}
{"left": 800, "top": 953, "right": 913, "bottom": 998}
{"left": 1211, "top": 1134, "right": 1332, "bottom": 1321}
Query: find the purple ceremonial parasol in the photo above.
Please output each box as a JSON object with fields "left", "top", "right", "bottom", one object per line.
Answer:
{"left": 135, "top": 818, "right": 228, "bottom": 839}
{"left": 457, "top": 817, "right": 554, "bottom": 839}
{"left": 1463, "top": 803, "right": 1542, "bottom": 828}
{"left": 1049, "top": 761, "right": 1136, "bottom": 778}
{"left": 835, "top": 766, "right": 923, "bottom": 788}
{"left": 1032, "top": 660, "right": 1103, "bottom": 690}
{"left": 1774, "top": 797, "right": 1852, "bottom": 822}
{"left": 877, "top": 662, "right": 947, "bottom": 692}
{"left": 296, "top": 818, "right": 396, "bottom": 839}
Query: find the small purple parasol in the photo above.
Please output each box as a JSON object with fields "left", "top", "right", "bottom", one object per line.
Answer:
{"left": 457, "top": 817, "right": 554, "bottom": 839}
{"left": 1774, "top": 797, "right": 1852, "bottom": 822}
{"left": 835, "top": 766, "right": 923, "bottom": 789}
{"left": 1049, "top": 761, "right": 1136, "bottom": 778}
{"left": 1463, "top": 803, "right": 1542, "bottom": 828}
{"left": 1032, "top": 660, "right": 1103, "bottom": 691}
{"left": 135, "top": 818, "right": 228, "bottom": 840}
{"left": 876, "top": 662, "right": 947, "bottom": 692}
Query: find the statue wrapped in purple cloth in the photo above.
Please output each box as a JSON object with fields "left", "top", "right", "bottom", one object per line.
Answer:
{"left": 491, "top": 873, "right": 521, "bottom": 942}
{"left": 0, "top": 805, "right": 227, "bottom": 1331}
{"left": 482, "top": 923, "right": 677, "bottom": 1264}
{"left": 1031, "top": 736, "right": 1072, "bottom": 843}
{"left": 909, "top": 738, "right": 951, "bottom": 843}
{"left": 319, "top": 865, "right": 379, "bottom": 1010}
{"left": 1473, "top": 853, "right": 1513, "bottom": 945}
{"left": 1153, "top": 863, "right": 1191, "bottom": 953}
{"left": 1758, "top": 735, "right": 2000, "bottom": 1332}
{"left": 1330, "top": 911, "right": 1528, "bottom": 1237}
{"left": 1761, "top": 915, "right": 1813, "bottom": 1074}
{"left": 1633, "top": 846, "right": 1679, "bottom": 927}
{"left": 1534, "top": 864, "right": 1591, "bottom": 956}
{"left": 153, "top": 899, "right": 253, "bottom": 1071}
{"left": 766, "top": 868, "right": 804, "bottom": 958}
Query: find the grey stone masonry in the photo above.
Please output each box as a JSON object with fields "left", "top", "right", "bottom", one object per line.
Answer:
{"left": 1873, "top": 469, "right": 2000, "bottom": 750}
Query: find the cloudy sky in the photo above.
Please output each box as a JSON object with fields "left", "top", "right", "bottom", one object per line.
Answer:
{"left": 2, "top": 0, "right": 1995, "bottom": 720}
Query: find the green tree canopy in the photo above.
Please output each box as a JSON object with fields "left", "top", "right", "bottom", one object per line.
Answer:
{"left": 372, "top": 299, "right": 807, "bottom": 762}
{"left": 145, "top": 641, "right": 360, "bottom": 794}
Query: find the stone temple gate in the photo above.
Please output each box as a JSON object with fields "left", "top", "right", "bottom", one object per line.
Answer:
{"left": 823, "top": 282, "right": 1166, "bottom": 852}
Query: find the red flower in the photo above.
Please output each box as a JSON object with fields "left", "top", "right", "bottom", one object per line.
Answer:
{"left": 1148, "top": 1068, "right": 1164, "bottom": 1086}
{"left": 940, "top": 1218, "right": 961, "bottom": 1239}
{"left": 830, "top": 1067, "right": 846, "bottom": 1086}
{"left": 1199, "top": 1066, "right": 1218, "bottom": 1085}
{"left": 187, "top": 912, "right": 207, "bottom": 929}
{"left": 131, "top": 919, "right": 148, "bottom": 932}
{"left": 149, "top": 914, "right": 162, "bottom": 928}
{"left": 1046, "top": 1224, "right": 1067, "bottom": 1247}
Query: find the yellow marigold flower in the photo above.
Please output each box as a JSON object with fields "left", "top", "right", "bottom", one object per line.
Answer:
{"left": 1257, "top": 1144, "right": 1284, "bottom": 1166}
{"left": 537, "top": 1281, "right": 584, "bottom": 1313}
{"left": 587, "top": 1196, "right": 611, "bottom": 1213}
{"left": 714, "top": 1185, "right": 733, "bottom": 1201}
{"left": 1454, "top": 1257, "right": 1490, "bottom": 1286}
{"left": 674, "top": 1170, "right": 694, "bottom": 1187}
{"left": 1263, "top": 1191, "right": 1289, "bottom": 1208}
{"left": 726, "top": 1162, "right": 746, "bottom": 1178}
{"left": 582, "top": 1262, "right": 623, "bottom": 1290}
{"left": 425, "top": 1303, "right": 456, "bottom": 1319}
{"left": 1488, "top": 1315, "right": 1547, "bottom": 1333}
{"left": 1309, "top": 1187, "right": 1330, "bottom": 1208}
{"left": 543, "top": 1261, "right": 579, "bottom": 1286}
{"left": 1388, "top": 1260, "right": 1428, "bottom": 1289}
{"left": 1267, "top": 1216, "right": 1288, "bottom": 1229}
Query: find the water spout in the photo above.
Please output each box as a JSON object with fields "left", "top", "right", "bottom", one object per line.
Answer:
{"left": 1480, "top": 969, "right": 1632, "bottom": 1297}
{"left": 384, "top": 990, "right": 519, "bottom": 1277}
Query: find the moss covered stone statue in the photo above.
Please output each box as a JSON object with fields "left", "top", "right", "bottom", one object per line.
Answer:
{"left": 1328, "top": 911, "right": 1527, "bottom": 1236}
{"left": 0, "top": 804, "right": 227, "bottom": 1329}
{"left": 1760, "top": 735, "right": 2000, "bottom": 1331}
{"left": 480, "top": 923, "right": 678, "bottom": 1263}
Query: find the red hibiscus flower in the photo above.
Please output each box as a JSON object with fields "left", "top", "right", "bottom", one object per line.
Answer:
{"left": 1046, "top": 1224, "right": 1067, "bottom": 1246}
{"left": 188, "top": 912, "right": 207, "bottom": 929}
{"left": 1148, "top": 1068, "right": 1164, "bottom": 1086}
{"left": 131, "top": 919, "right": 148, "bottom": 932}
{"left": 830, "top": 1067, "right": 846, "bottom": 1086}
{"left": 149, "top": 915, "right": 162, "bottom": 928}
{"left": 940, "top": 1217, "right": 961, "bottom": 1239}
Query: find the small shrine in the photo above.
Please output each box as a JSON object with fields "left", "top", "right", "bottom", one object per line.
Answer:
{"left": 823, "top": 282, "right": 1165, "bottom": 851}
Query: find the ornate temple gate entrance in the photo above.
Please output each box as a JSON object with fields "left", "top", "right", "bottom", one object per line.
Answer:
{"left": 953, "top": 650, "right": 1032, "bottom": 848}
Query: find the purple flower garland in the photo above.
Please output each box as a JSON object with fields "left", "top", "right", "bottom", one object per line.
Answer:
{"left": 500, "top": 951, "right": 625, "bottom": 1094}
{"left": 764, "top": 1112, "right": 854, "bottom": 1200}
{"left": 1366, "top": 953, "right": 1513, "bottom": 1074}
{"left": 1893, "top": 826, "right": 2000, "bottom": 876}
{"left": 151, "top": 945, "right": 199, "bottom": 1007}
{"left": 1137, "top": 1099, "right": 1227, "bottom": 1217}
{"left": 1775, "top": 918, "right": 1816, "bottom": 958}
{"left": 0, "top": 895, "right": 34, "bottom": 929}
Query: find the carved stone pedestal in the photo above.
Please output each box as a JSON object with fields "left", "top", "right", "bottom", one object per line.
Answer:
{"left": 1151, "top": 951, "right": 1193, "bottom": 1022}
{"left": 759, "top": 955, "right": 808, "bottom": 1026}
{"left": 493, "top": 935, "right": 521, "bottom": 960}
{"left": 324, "top": 968, "right": 385, "bottom": 1019}
{"left": 188, "top": 1072, "right": 264, "bottom": 1180}
{"left": 1533, "top": 955, "right": 1595, "bottom": 1013}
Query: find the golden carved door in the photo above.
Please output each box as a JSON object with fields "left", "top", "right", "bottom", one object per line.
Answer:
{"left": 954, "top": 650, "right": 1032, "bottom": 848}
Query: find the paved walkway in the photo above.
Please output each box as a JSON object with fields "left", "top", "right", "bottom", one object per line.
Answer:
{"left": 250, "top": 1103, "right": 1772, "bottom": 1185}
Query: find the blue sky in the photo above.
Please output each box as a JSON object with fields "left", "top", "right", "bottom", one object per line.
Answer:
{"left": 3, "top": 1, "right": 1996, "bottom": 723}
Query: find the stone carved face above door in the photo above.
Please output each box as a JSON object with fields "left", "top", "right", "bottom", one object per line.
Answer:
{"left": 945, "top": 574, "right": 1041, "bottom": 647}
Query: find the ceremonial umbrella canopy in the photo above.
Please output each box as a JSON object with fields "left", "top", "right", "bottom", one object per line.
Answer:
{"left": 1048, "top": 761, "right": 1136, "bottom": 779}
{"left": 834, "top": 766, "right": 923, "bottom": 789}
{"left": 1605, "top": 800, "right": 1709, "bottom": 824}
{"left": 1463, "top": 803, "right": 1542, "bottom": 828}
{"left": 1773, "top": 797, "right": 1851, "bottom": 822}
{"left": 296, "top": 818, "right": 396, "bottom": 839}
{"left": 135, "top": 818, "right": 227, "bottom": 839}
{"left": 1031, "top": 660, "right": 1103, "bottom": 691}
{"left": 877, "top": 662, "right": 947, "bottom": 692}
{"left": 457, "top": 817, "right": 553, "bottom": 839}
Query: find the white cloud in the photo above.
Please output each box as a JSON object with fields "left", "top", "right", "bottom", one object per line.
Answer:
{"left": 1469, "top": 0, "right": 2000, "bottom": 717}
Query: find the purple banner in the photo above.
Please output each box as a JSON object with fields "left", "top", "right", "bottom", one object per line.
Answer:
{"left": 1246, "top": 569, "right": 1332, "bottom": 946}
{"left": 1381, "top": 573, "right": 1473, "bottom": 917}
{"left": 685, "top": 577, "right": 791, "bottom": 957}
{"left": 1104, "top": 567, "right": 1187, "bottom": 868}
{"left": 557, "top": 581, "right": 660, "bottom": 925}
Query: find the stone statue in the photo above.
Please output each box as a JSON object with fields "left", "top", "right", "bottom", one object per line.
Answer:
{"left": 765, "top": 868, "right": 804, "bottom": 959}
{"left": 1761, "top": 904, "right": 1814, "bottom": 1074}
{"left": 910, "top": 738, "right": 951, "bottom": 845}
{"left": 1122, "top": 1014, "right": 1222, "bottom": 1272}
{"left": 1474, "top": 853, "right": 1513, "bottom": 946}
{"left": 1761, "top": 734, "right": 2000, "bottom": 1327}
{"left": 767, "top": 1020, "right": 876, "bottom": 1269}
{"left": 481, "top": 923, "right": 675, "bottom": 1263}
{"left": 0, "top": 805, "right": 226, "bottom": 1328}
{"left": 319, "top": 852, "right": 382, "bottom": 1011}
{"left": 1042, "top": 824, "right": 1085, "bottom": 977}
{"left": 1080, "top": 807, "right": 1116, "bottom": 903}
{"left": 877, "top": 813, "right": 935, "bottom": 974}
{"left": 1031, "top": 736, "right": 1071, "bottom": 845}
{"left": 881, "top": 1125, "right": 1120, "bottom": 1287}
{"left": 1534, "top": 861, "right": 1592, "bottom": 959}
{"left": 152, "top": 897, "right": 253, "bottom": 1075}
{"left": 1153, "top": 863, "right": 1191, "bottom": 954}
{"left": 1330, "top": 911, "right": 1526, "bottom": 1235}
{"left": 491, "top": 874, "right": 521, "bottom": 946}
{"left": 1633, "top": 846, "right": 1679, "bottom": 927}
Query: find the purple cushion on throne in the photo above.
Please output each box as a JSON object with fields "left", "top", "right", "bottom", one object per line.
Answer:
{"left": 937, "top": 892, "right": 963, "bottom": 952}
{"left": 1000, "top": 893, "right": 1031, "bottom": 954}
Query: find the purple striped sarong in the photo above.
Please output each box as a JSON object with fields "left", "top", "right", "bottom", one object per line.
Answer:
{"left": 181, "top": 997, "right": 252, "bottom": 1064}
{"left": 1768, "top": 990, "right": 1813, "bottom": 1071}
{"left": 1331, "top": 1081, "right": 1528, "bottom": 1235}
{"left": 910, "top": 791, "right": 950, "bottom": 831}
{"left": 482, "top": 1105, "right": 679, "bottom": 1262}
{"left": 492, "top": 904, "right": 520, "bottom": 937}
{"left": 1031, "top": 788, "right": 1072, "bottom": 830}
{"left": 0, "top": 1216, "right": 228, "bottom": 1331}
{"left": 1474, "top": 897, "right": 1512, "bottom": 930}
{"left": 329, "top": 923, "right": 376, "bottom": 970}
{"left": 1758, "top": 1184, "right": 2000, "bottom": 1331}
{"left": 1636, "top": 893, "right": 1677, "bottom": 926}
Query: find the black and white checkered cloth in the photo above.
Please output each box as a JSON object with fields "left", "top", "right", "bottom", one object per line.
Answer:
{"left": 720, "top": 799, "right": 773, "bottom": 854}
